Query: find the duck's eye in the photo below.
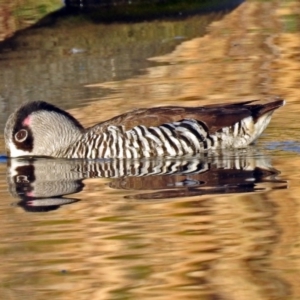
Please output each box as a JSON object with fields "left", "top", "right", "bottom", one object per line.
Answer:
{"left": 15, "top": 129, "right": 28, "bottom": 142}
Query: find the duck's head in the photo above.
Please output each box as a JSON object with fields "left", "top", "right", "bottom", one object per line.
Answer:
{"left": 4, "top": 101, "right": 84, "bottom": 158}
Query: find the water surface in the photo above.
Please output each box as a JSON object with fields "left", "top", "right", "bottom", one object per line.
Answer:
{"left": 1, "top": 0, "right": 300, "bottom": 299}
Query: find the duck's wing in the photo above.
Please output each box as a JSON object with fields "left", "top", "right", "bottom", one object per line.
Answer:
{"left": 88, "top": 99, "right": 284, "bottom": 135}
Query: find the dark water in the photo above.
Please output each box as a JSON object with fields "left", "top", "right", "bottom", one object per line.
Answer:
{"left": 1, "top": 0, "right": 300, "bottom": 299}
{"left": 0, "top": 0, "right": 243, "bottom": 130}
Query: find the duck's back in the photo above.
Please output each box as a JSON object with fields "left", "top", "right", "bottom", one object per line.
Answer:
{"left": 63, "top": 99, "right": 284, "bottom": 159}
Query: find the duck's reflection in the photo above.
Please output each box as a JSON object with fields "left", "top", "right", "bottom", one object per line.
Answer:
{"left": 7, "top": 152, "right": 287, "bottom": 212}
{"left": 8, "top": 160, "right": 83, "bottom": 212}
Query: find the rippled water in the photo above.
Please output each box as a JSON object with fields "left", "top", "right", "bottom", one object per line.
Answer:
{"left": 1, "top": 0, "right": 300, "bottom": 299}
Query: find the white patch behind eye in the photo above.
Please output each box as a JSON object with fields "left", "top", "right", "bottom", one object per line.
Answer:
{"left": 8, "top": 141, "right": 31, "bottom": 158}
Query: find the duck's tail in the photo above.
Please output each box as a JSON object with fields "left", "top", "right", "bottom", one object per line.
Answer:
{"left": 247, "top": 98, "right": 285, "bottom": 120}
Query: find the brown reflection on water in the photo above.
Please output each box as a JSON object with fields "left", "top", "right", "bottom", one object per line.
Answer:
{"left": 0, "top": 154, "right": 292, "bottom": 300}
{"left": 0, "top": 161, "right": 290, "bottom": 299}
{"left": 61, "top": 0, "right": 300, "bottom": 299}
{"left": 74, "top": 0, "right": 292, "bottom": 142}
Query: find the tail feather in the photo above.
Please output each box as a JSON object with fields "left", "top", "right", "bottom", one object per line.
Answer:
{"left": 248, "top": 98, "right": 285, "bottom": 120}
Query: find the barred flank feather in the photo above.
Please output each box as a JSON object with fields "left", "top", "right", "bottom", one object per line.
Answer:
{"left": 62, "top": 119, "right": 212, "bottom": 159}
{"left": 62, "top": 114, "right": 271, "bottom": 159}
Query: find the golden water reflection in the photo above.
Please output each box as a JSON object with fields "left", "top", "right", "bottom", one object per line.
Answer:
{"left": 0, "top": 152, "right": 292, "bottom": 299}
{"left": 62, "top": 0, "right": 300, "bottom": 298}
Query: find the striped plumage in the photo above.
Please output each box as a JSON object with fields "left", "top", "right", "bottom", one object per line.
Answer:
{"left": 4, "top": 98, "right": 285, "bottom": 159}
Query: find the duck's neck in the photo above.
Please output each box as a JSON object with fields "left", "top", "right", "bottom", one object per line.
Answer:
{"left": 32, "top": 111, "right": 85, "bottom": 157}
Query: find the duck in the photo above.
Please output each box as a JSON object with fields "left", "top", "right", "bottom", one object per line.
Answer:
{"left": 4, "top": 98, "right": 285, "bottom": 159}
